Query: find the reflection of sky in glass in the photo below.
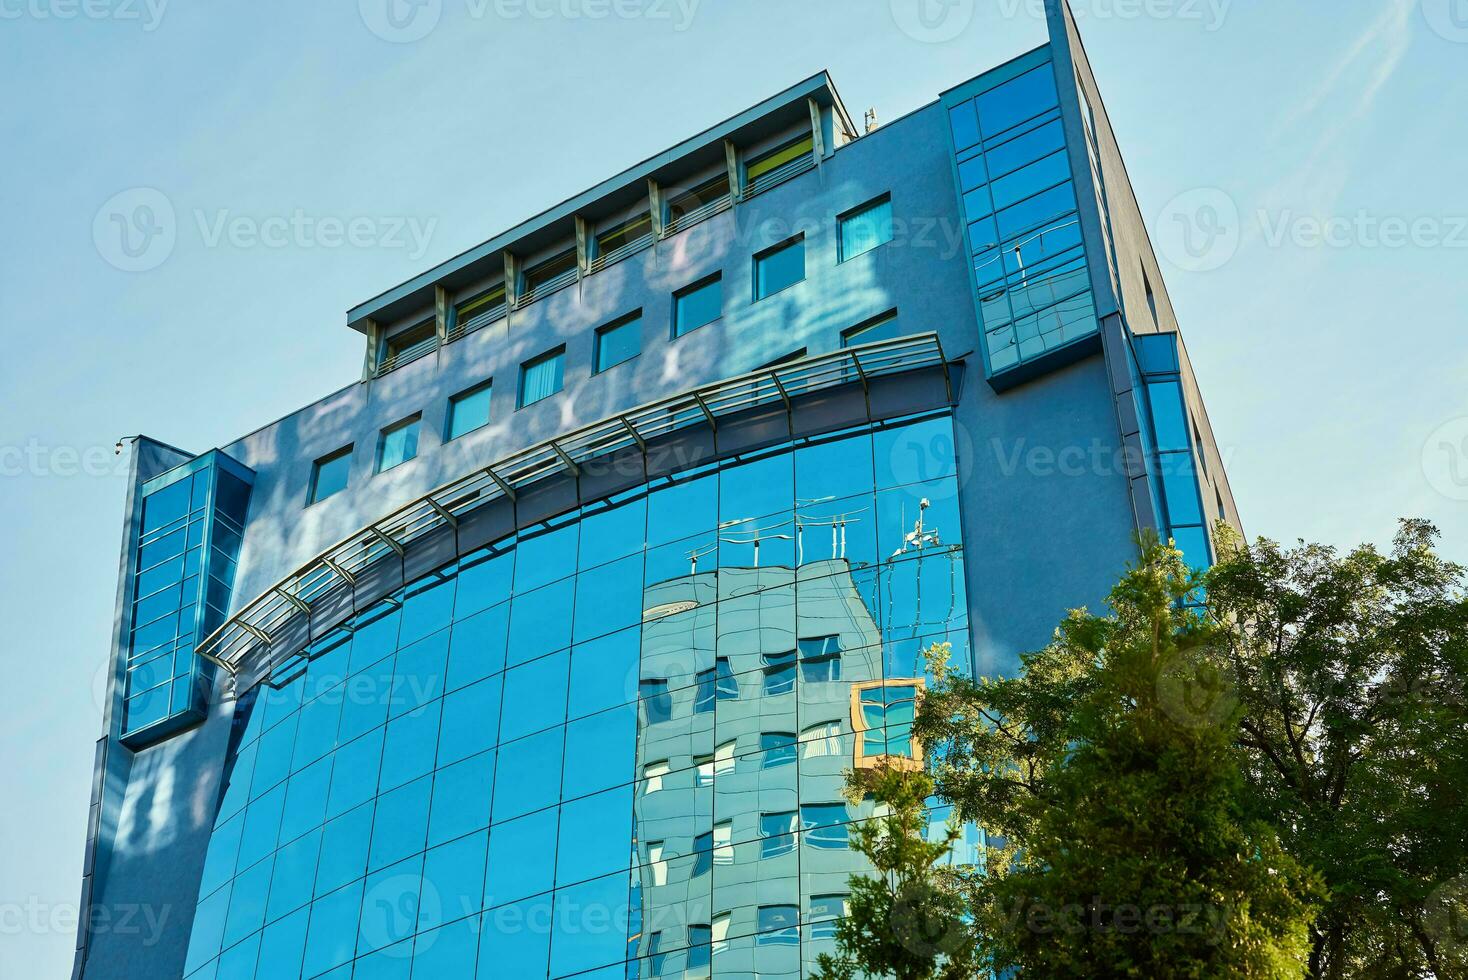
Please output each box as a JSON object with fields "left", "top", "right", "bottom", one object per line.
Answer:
{"left": 184, "top": 412, "right": 975, "bottom": 979}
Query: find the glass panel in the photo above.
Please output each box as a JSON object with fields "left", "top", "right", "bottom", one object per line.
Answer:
{"left": 745, "top": 134, "right": 814, "bottom": 184}
{"left": 673, "top": 276, "right": 722, "bottom": 337}
{"left": 595, "top": 314, "right": 641, "bottom": 373}
{"left": 447, "top": 383, "right": 493, "bottom": 440}
{"left": 839, "top": 197, "right": 893, "bottom": 261}
{"left": 377, "top": 416, "right": 421, "bottom": 473}
{"left": 754, "top": 238, "right": 805, "bottom": 299}
{"left": 310, "top": 449, "right": 352, "bottom": 504}
{"left": 518, "top": 348, "right": 565, "bottom": 408}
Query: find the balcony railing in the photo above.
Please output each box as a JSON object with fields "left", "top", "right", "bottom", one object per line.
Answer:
{"left": 585, "top": 233, "right": 655, "bottom": 276}
{"left": 663, "top": 194, "right": 732, "bottom": 237}
{"left": 373, "top": 335, "right": 439, "bottom": 377}
{"left": 743, "top": 153, "right": 816, "bottom": 199}
{"left": 445, "top": 303, "right": 507, "bottom": 343}
{"left": 515, "top": 267, "right": 579, "bottom": 308}
{"left": 196, "top": 333, "right": 954, "bottom": 686}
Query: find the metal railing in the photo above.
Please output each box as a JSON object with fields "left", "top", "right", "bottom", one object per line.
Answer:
{"left": 373, "top": 336, "right": 439, "bottom": 377}
{"left": 743, "top": 153, "right": 816, "bottom": 199}
{"left": 586, "top": 233, "right": 655, "bottom": 276}
{"left": 515, "top": 268, "right": 579, "bottom": 308}
{"left": 662, "top": 194, "right": 732, "bottom": 237}
{"left": 196, "top": 333, "right": 953, "bottom": 680}
{"left": 445, "top": 303, "right": 507, "bottom": 343}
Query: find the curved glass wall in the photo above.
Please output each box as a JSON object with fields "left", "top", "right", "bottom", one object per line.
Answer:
{"left": 184, "top": 412, "right": 975, "bottom": 980}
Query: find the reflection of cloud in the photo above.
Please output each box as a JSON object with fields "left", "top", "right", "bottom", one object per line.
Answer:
{"left": 1256, "top": 0, "right": 1415, "bottom": 225}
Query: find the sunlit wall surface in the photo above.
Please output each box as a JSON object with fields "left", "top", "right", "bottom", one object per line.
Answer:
{"left": 946, "top": 51, "right": 1101, "bottom": 379}
{"left": 182, "top": 413, "right": 975, "bottom": 980}
{"left": 121, "top": 451, "right": 254, "bottom": 746}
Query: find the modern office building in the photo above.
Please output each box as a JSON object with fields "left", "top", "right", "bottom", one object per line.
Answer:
{"left": 75, "top": 4, "right": 1240, "bottom": 978}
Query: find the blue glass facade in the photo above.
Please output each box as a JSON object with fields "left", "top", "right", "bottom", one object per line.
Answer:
{"left": 182, "top": 414, "right": 975, "bottom": 980}
{"left": 121, "top": 451, "right": 253, "bottom": 746}
{"left": 946, "top": 54, "right": 1101, "bottom": 380}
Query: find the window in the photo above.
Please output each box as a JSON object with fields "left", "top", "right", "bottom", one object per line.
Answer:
{"left": 762, "top": 649, "right": 796, "bottom": 696}
{"left": 378, "top": 319, "right": 436, "bottom": 373}
{"left": 518, "top": 346, "right": 564, "bottom": 408}
{"left": 647, "top": 841, "right": 667, "bottom": 886}
{"left": 643, "top": 760, "right": 669, "bottom": 794}
{"left": 446, "top": 382, "right": 492, "bottom": 440}
{"left": 801, "top": 721, "right": 843, "bottom": 759}
{"left": 839, "top": 196, "right": 893, "bottom": 261}
{"left": 673, "top": 275, "right": 722, "bottom": 337}
{"left": 687, "top": 925, "right": 711, "bottom": 971}
{"left": 594, "top": 313, "right": 641, "bottom": 373}
{"left": 692, "top": 832, "right": 713, "bottom": 877}
{"left": 693, "top": 740, "right": 735, "bottom": 788}
{"left": 760, "top": 348, "right": 808, "bottom": 369}
{"left": 841, "top": 310, "right": 903, "bottom": 347}
{"left": 593, "top": 212, "right": 652, "bottom": 263}
{"left": 666, "top": 173, "right": 731, "bottom": 232}
{"left": 692, "top": 658, "right": 737, "bottom": 713}
{"left": 760, "top": 811, "right": 798, "bottom": 858}
{"left": 452, "top": 283, "right": 506, "bottom": 337}
{"left": 802, "top": 803, "right": 850, "bottom": 849}
{"left": 745, "top": 133, "right": 814, "bottom": 190}
{"left": 1143, "top": 266, "right": 1159, "bottom": 327}
{"left": 810, "top": 895, "right": 848, "bottom": 940}
{"left": 712, "top": 820, "right": 733, "bottom": 866}
{"left": 308, "top": 447, "right": 352, "bottom": 504}
{"left": 754, "top": 236, "right": 805, "bottom": 300}
{"left": 712, "top": 913, "right": 731, "bottom": 953}
{"left": 376, "top": 415, "right": 421, "bottom": 473}
{"left": 640, "top": 679, "right": 671, "bottom": 725}
{"left": 852, "top": 680, "right": 924, "bottom": 768}
{"left": 760, "top": 732, "right": 796, "bottom": 768}
{"left": 521, "top": 248, "right": 578, "bottom": 301}
{"left": 799, "top": 636, "right": 842, "bottom": 683}
{"left": 756, "top": 905, "right": 800, "bottom": 945}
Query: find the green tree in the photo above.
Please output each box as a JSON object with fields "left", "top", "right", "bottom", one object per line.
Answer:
{"left": 811, "top": 764, "right": 980, "bottom": 980}
{"left": 1206, "top": 520, "right": 1468, "bottom": 979}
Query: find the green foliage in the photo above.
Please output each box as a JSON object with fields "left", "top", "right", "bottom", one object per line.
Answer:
{"left": 1206, "top": 519, "right": 1468, "bottom": 978}
{"left": 811, "top": 765, "right": 980, "bottom": 980}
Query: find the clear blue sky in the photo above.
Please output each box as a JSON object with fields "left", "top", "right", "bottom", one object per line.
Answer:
{"left": 2, "top": 1, "right": 1465, "bottom": 974}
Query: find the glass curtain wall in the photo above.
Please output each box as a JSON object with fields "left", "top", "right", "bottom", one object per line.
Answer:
{"left": 183, "top": 412, "right": 975, "bottom": 980}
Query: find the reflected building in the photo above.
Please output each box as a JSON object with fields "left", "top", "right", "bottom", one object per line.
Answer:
{"left": 75, "top": 5, "right": 1241, "bottom": 979}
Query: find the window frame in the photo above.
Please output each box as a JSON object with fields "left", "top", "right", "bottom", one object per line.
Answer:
{"left": 671, "top": 273, "right": 723, "bottom": 338}
{"left": 593, "top": 311, "right": 642, "bottom": 375}
{"left": 307, "top": 446, "right": 353, "bottom": 506}
{"left": 752, "top": 234, "right": 806, "bottom": 301}
{"left": 517, "top": 345, "right": 566, "bottom": 409}
{"left": 375, "top": 414, "right": 422, "bottom": 474}
{"left": 840, "top": 309, "right": 902, "bottom": 348}
{"left": 445, "top": 380, "right": 493, "bottom": 441}
{"left": 838, "top": 194, "right": 894, "bottom": 262}
{"left": 850, "top": 678, "right": 926, "bottom": 771}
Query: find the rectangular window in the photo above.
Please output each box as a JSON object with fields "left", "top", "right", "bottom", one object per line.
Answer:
{"left": 810, "top": 895, "right": 848, "bottom": 940}
{"left": 799, "top": 636, "right": 842, "bottom": 683}
{"left": 378, "top": 319, "right": 437, "bottom": 373}
{"left": 647, "top": 842, "right": 667, "bottom": 887}
{"left": 800, "top": 721, "right": 843, "bottom": 759}
{"left": 713, "top": 820, "right": 733, "bottom": 866}
{"left": 692, "top": 831, "right": 713, "bottom": 877}
{"left": 643, "top": 760, "right": 669, "bottom": 794}
{"left": 762, "top": 649, "right": 796, "bottom": 696}
{"left": 756, "top": 905, "right": 800, "bottom": 945}
{"left": 839, "top": 196, "right": 894, "bottom": 261}
{"left": 745, "top": 133, "right": 814, "bottom": 191}
{"left": 673, "top": 275, "right": 722, "bottom": 337}
{"left": 376, "top": 415, "right": 421, "bottom": 473}
{"left": 841, "top": 310, "right": 902, "bottom": 348}
{"left": 594, "top": 313, "right": 641, "bottom": 374}
{"left": 521, "top": 248, "right": 578, "bottom": 301}
{"left": 665, "top": 173, "right": 731, "bottom": 233}
{"left": 853, "top": 680, "right": 924, "bottom": 768}
{"left": 802, "top": 803, "right": 850, "bottom": 849}
{"left": 593, "top": 212, "right": 652, "bottom": 264}
{"left": 446, "top": 382, "right": 492, "bottom": 441}
{"left": 760, "top": 811, "right": 798, "bottom": 858}
{"left": 452, "top": 283, "right": 506, "bottom": 337}
{"left": 687, "top": 926, "right": 711, "bottom": 970}
{"left": 640, "top": 679, "right": 671, "bottom": 725}
{"left": 308, "top": 447, "right": 352, "bottom": 504}
{"left": 518, "top": 346, "right": 565, "bottom": 408}
{"left": 760, "top": 732, "right": 796, "bottom": 768}
{"left": 754, "top": 236, "right": 805, "bottom": 300}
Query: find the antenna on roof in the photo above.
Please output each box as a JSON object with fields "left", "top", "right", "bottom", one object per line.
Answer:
{"left": 864, "top": 108, "right": 878, "bottom": 134}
